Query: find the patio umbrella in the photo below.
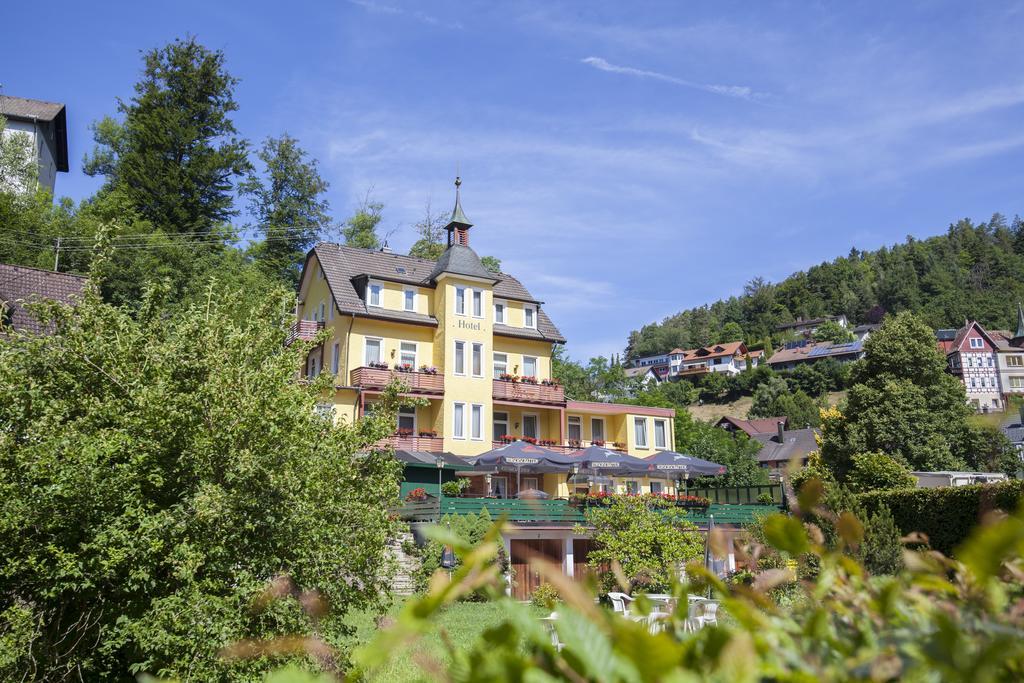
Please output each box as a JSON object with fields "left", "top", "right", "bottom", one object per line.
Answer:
{"left": 472, "top": 440, "right": 574, "bottom": 492}
{"left": 644, "top": 451, "right": 726, "bottom": 476}
{"left": 567, "top": 472, "right": 614, "bottom": 487}
{"left": 570, "top": 445, "right": 653, "bottom": 475}
{"left": 516, "top": 488, "right": 550, "bottom": 499}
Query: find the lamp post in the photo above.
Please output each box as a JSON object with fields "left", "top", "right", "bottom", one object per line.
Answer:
{"left": 435, "top": 454, "right": 445, "bottom": 515}
{"left": 682, "top": 465, "right": 689, "bottom": 500}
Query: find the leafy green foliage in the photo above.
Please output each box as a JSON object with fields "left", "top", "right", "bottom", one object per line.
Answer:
{"left": 0, "top": 115, "right": 37, "bottom": 190}
{"left": 581, "top": 496, "right": 703, "bottom": 593}
{"left": 812, "top": 319, "right": 854, "bottom": 343}
{"left": 858, "top": 479, "right": 1024, "bottom": 555}
{"left": 409, "top": 510, "right": 507, "bottom": 598}
{"left": 0, "top": 279, "right": 404, "bottom": 680}
{"left": 240, "top": 134, "right": 332, "bottom": 285}
{"left": 530, "top": 583, "right": 559, "bottom": 610}
{"left": 845, "top": 451, "right": 917, "bottom": 493}
{"left": 407, "top": 201, "right": 447, "bottom": 261}
{"left": 965, "top": 424, "right": 1022, "bottom": 476}
{"left": 627, "top": 214, "right": 1024, "bottom": 359}
{"left": 748, "top": 376, "right": 822, "bottom": 427}
{"left": 677, "top": 412, "right": 768, "bottom": 487}
{"left": 480, "top": 255, "right": 502, "bottom": 273}
{"left": 820, "top": 311, "right": 972, "bottom": 477}
{"left": 342, "top": 196, "right": 383, "bottom": 250}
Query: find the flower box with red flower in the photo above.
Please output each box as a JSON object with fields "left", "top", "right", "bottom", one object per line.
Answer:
{"left": 538, "top": 439, "right": 557, "bottom": 447}
{"left": 519, "top": 375, "right": 538, "bottom": 385}
{"left": 591, "top": 439, "right": 605, "bottom": 447}
{"left": 418, "top": 430, "right": 438, "bottom": 438}
{"left": 498, "top": 372, "right": 518, "bottom": 382}
{"left": 521, "top": 436, "right": 537, "bottom": 444}
{"left": 396, "top": 428, "right": 414, "bottom": 437}
{"left": 499, "top": 434, "right": 518, "bottom": 443}
{"left": 418, "top": 365, "right": 439, "bottom": 375}
{"left": 405, "top": 487, "right": 429, "bottom": 502}
{"left": 395, "top": 363, "right": 415, "bottom": 373}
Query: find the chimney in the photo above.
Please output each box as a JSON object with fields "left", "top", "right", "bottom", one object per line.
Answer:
{"left": 777, "top": 421, "right": 785, "bottom": 444}
{"left": 379, "top": 241, "right": 392, "bottom": 253}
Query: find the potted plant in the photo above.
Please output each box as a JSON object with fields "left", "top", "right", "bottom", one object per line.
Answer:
{"left": 521, "top": 436, "right": 537, "bottom": 445}
{"left": 441, "top": 479, "right": 469, "bottom": 497}
{"left": 396, "top": 428, "right": 414, "bottom": 438}
{"left": 520, "top": 375, "right": 538, "bottom": 385}
{"left": 418, "top": 429, "right": 438, "bottom": 438}
{"left": 419, "top": 365, "right": 438, "bottom": 375}
{"left": 499, "top": 434, "right": 518, "bottom": 444}
{"left": 498, "top": 372, "right": 517, "bottom": 382}
{"left": 368, "top": 361, "right": 390, "bottom": 370}
{"left": 395, "top": 362, "right": 415, "bottom": 373}
{"left": 591, "top": 439, "right": 605, "bottom": 447}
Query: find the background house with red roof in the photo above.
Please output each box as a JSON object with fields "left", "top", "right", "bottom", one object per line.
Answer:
{"left": 937, "top": 320, "right": 1003, "bottom": 412}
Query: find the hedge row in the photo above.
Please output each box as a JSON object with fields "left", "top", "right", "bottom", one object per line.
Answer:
{"left": 857, "top": 480, "right": 1024, "bottom": 556}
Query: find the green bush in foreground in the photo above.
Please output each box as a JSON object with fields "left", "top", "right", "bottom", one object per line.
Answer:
{"left": 253, "top": 479, "right": 1024, "bottom": 681}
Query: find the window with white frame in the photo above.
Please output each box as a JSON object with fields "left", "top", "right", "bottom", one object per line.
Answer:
{"left": 454, "top": 341, "right": 466, "bottom": 375}
{"left": 634, "top": 417, "right": 648, "bottom": 448}
{"left": 1010, "top": 376, "right": 1024, "bottom": 389}
{"left": 455, "top": 287, "right": 466, "bottom": 315}
{"left": 591, "top": 418, "right": 605, "bottom": 443}
{"left": 400, "top": 341, "right": 416, "bottom": 368}
{"left": 403, "top": 288, "right": 416, "bottom": 312}
{"left": 970, "top": 337, "right": 984, "bottom": 349}
{"left": 453, "top": 402, "right": 466, "bottom": 439}
{"left": 494, "top": 299, "right": 506, "bottom": 324}
{"left": 654, "top": 419, "right": 667, "bottom": 450}
{"left": 472, "top": 290, "right": 483, "bottom": 317}
{"left": 364, "top": 338, "right": 382, "bottom": 366}
{"left": 523, "top": 355, "right": 538, "bottom": 378}
{"left": 524, "top": 304, "right": 537, "bottom": 329}
{"left": 493, "top": 352, "right": 508, "bottom": 378}
{"left": 523, "top": 414, "right": 539, "bottom": 439}
{"left": 331, "top": 342, "right": 340, "bottom": 374}
{"left": 1008, "top": 355, "right": 1024, "bottom": 367}
{"left": 567, "top": 416, "right": 582, "bottom": 442}
{"left": 328, "top": 299, "right": 334, "bottom": 321}
{"left": 472, "top": 343, "right": 483, "bottom": 377}
{"left": 398, "top": 407, "right": 416, "bottom": 432}
{"left": 493, "top": 411, "right": 509, "bottom": 439}
{"left": 471, "top": 404, "right": 483, "bottom": 440}
{"left": 368, "top": 282, "right": 383, "bottom": 307}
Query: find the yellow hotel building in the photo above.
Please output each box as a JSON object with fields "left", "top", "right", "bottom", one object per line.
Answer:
{"left": 293, "top": 180, "right": 675, "bottom": 501}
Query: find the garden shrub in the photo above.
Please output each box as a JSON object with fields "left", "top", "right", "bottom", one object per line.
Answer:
{"left": 530, "top": 583, "right": 559, "bottom": 610}
{"left": 845, "top": 451, "right": 916, "bottom": 493}
{"left": 858, "top": 479, "right": 1024, "bottom": 556}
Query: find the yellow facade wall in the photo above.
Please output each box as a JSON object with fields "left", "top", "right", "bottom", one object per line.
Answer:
{"left": 492, "top": 337, "right": 552, "bottom": 380}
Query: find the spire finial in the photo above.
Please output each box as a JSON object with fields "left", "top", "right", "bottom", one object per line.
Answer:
{"left": 1015, "top": 301, "right": 1024, "bottom": 339}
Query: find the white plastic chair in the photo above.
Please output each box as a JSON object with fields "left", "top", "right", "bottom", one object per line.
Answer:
{"left": 607, "top": 592, "right": 632, "bottom": 615}
{"left": 541, "top": 612, "right": 564, "bottom": 651}
{"left": 701, "top": 601, "right": 719, "bottom": 627}
{"left": 684, "top": 599, "right": 705, "bottom": 632}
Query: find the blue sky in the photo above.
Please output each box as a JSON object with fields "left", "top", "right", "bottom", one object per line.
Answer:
{"left": 6, "top": 1, "right": 1024, "bottom": 359}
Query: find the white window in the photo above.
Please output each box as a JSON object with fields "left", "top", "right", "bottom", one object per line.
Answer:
{"left": 494, "top": 300, "right": 506, "bottom": 324}
{"left": 472, "top": 343, "right": 483, "bottom": 377}
{"left": 1010, "top": 376, "right": 1024, "bottom": 389}
{"left": 634, "top": 417, "right": 648, "bottom": 448}
{"left": 453, "top": 402, "right": 465, "bottom": 439}
{"left": 328, "top": 299, "right": 334, "bottom": 321}
{"left": 654, "top": 419, "right": 667, "bottom": 449}
{"left": 493, "top": 352, "right": 508, "bottom": 378}
{"left": 471, "top": 404, "right": 483, "bottom": 440}
{"left": 493, "top": 411, "right": 509, "bottom": 439}
{"left": 364, "top": 338, "right": 382, "bottom": 366}
{"left": 472, "top": 289, "right": 483, "bottom": 317}
{"left": 318, "top": 301, "right": 326, "bottom": 321}
{"left": 523, "top": 355, "right": 538, "bottom": 379}
{"left": 331, "top": 342, "right": 340, "bottom": 375}
{"left": 523, "top": 414, "right": 539, "bottom": 440}
{"left": 1008, "top": 355, "right": 1023, "bottom": 367}
{"left": 524, "top": 304, "right": 537, "bottom": 329}
{"left": 970, "top": 337, "right": 984, "bottom": 349}
{"left": 398, "top": 407, "right": 416, "bottom": 432}
{"left": 368, "top": 282, "right": 383, "bottom": 307}
{"left": 491, "top": 476, "right": 508, "bottom": 498}
{"left": 403, "top": 288, "right": 416, "bottom": 312}
{"left": 591, "top": 418, "right": 605, "bottom": 443}
{"left": 567, "top": 416, "right": 582, "bottom": 442}
{"left": 454, "top": 341, "right": 466, "bottom": 375}
{"left": 455, "top": 287, "right": 466, "bottom": 315}
{"left": 400, "top": 341, "right": 416, "bottom": 368}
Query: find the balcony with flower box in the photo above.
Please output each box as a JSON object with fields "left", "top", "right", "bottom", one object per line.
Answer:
{"left": 492, "top": 375, "right": 565, "bottom": 405}
{"left": 351, "top": 364, "right": 445, "bottom": 395}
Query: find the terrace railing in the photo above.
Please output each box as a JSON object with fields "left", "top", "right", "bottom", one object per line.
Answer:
{"left": 492, "top": 379, "right": 565, "bottom": 405}
{"left": 378, "top": 434, "right": 445, "bottom": 451}
{"left": 686, "top": 485, "right": 782, "bottom": 505}
{"left": 286, "top": 320, "right": 324, "bottom": 345}
{"left": 351, "top": 367, "right": 444, "bottom": 395}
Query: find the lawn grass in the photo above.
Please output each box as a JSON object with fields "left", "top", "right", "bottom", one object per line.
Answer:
{"left": 345, "top": 599, "right": 546, "bottom": 682}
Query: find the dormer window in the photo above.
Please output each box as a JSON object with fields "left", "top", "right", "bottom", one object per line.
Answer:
{"left": 494, "top": 299, "right": 506, "bottom": 324}
{"left": 368, "top": 281, "right": 383, "bottom": 307}
{"left": 969, "top": 337, "right": 984, "bottom": 349}
{"left": 403, "top": 288, "right": 416, "bottom": 312}
{"left": 524, "top": 304, "right": 537, "bottom": 329}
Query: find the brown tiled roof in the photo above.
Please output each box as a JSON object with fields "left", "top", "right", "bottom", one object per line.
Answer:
{"left": 307, "top": 243, "right": 565, "bottom": 342}
{"left": 0, "top": 263, "right": 86, "bottom": 334}
{"left": 716, "top": 416, "right": 788, "bottom": 436}
{"left": 989, "top": 330, "right": 1024, "bottom": 351}
{"left": 0, "top": 95, "right": 64, "bottom": 122}
{"left": 680, "top": 341, "right": 747, "bottom": 362}
{"left": 766, "top": 340, "right": 863, "bottom": 365}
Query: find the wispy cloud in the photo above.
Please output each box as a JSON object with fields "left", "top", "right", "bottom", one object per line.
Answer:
{"left": 348, "top": 0, "right": 462, "bottom": 30}
{"left": 581, "top": 56, "right": 760, "bottom": 100}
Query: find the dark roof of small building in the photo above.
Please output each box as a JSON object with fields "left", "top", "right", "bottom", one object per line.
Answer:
{"left": 716, "top": 416, "right": 788, "bottom": 436}
{"left": 308, "top": 243, "right": 565, "bottom": 342}
{"left": 0, "top": 95, "right": 64, "bottom": 121}
{"left": 392, "top": 450, "right": 474, "bottom": 470}
{"left": 428, "top": 244, "right": 498, "bottom": 283}
{"left": 767, "top": 340, "right": 863, "bottom": 366}
{"left": 0, "top": 263, "right": 86, "bottom": 334}
{"left": 752, "top": 428, "right": 820, "bottom": 463}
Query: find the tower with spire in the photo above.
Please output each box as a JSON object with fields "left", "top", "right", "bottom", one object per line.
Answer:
{"left": 1014, "top": 301, "right": 1024, "bottom": 344}
{"left": 446, "top": 176, "right": 473, "bottom": 247}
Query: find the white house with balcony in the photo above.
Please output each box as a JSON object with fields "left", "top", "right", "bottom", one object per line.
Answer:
{"left": 0, "top": 95, "right": 68, "bottom": 194}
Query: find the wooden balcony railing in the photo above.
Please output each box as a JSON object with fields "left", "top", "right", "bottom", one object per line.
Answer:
{"left": 491, "top": 440, "right": 577, "bottom": 454}
{"left": 378, "top": 434, "right": 445, "bottom": 451}
{"left": 351, "top": 367, "right": 445, "bottom": 395}
{"left": 492, "top": 379, "right": 565, "bottom": 405}
{"left": 286, "top": 320, "right": 324, "bottom": 345}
